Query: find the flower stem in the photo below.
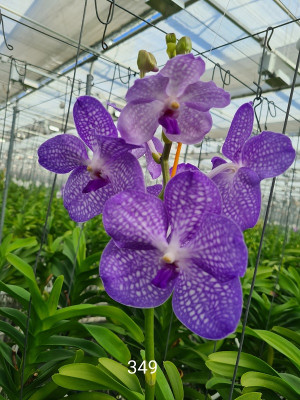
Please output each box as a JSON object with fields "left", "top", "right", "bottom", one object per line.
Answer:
{"left": 159, "top": 133, "right": 173, "bottom": 199}
{"left": 144, "top": 308, "right": 155, "bottom": 399}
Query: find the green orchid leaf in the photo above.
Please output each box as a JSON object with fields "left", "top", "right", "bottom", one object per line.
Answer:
{"left": 163, "top": 361, "right": 184, "bottom": 400}
{"left": 84, "top": 324, "right": 131, "bottom": 364}
{"left": 98, "top": 358, "right": 143, "bottom": 393}
{"left": 0, "top": 321, "right": 24, "bottom": 348}
{"left": 241, "top": 372, "right": 299, "bottom": 400}
{"left": 44, "top": 336, "right": 106, "bottom": 358}
{"left": 53, "top": 363, "right": 144, "bottom": 400}
{"left": 62, "top": 394, "right": 115, "bottom": 400}
{"left": 6, "top": 253, "right": 47, "bottom": 318}
{"left": 47, "top": 275, "right": 64, "bottom": 315}
{"left": 254, "top": 330, "right": 300, "bottom": 368}
{"left": 272, "top": 326, "right": 300, "bottom": 345}
{"left": 0, "top": 281, "right": 30, "bottom": 307}
{"left": 206, "top": 351, "right": 278, "bottom": 377}
{"left": 235, "top": 393, "right": 262, "bottom": 400}
{"left": 279, "top": 373, "right": 300, "bottom": 395}
{"left": 43, "top": 304, "right": 144, "bottom": 342}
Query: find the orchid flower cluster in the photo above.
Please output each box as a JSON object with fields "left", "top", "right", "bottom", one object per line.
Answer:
{"left": 38, "top": 51, "right": 295, "bottom": 340}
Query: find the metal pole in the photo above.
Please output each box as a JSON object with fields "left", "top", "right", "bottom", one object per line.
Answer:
{"left": 0, "top": 103, "right": 19, "bottom": 242}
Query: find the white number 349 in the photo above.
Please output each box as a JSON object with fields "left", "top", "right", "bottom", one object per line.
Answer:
{"left": 128, "top": 360, "right": 157, "bottom": 374}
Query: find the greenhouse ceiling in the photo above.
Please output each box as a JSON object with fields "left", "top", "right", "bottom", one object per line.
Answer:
{"left": 0, "top": 0, "right": 299, "bottom": 189}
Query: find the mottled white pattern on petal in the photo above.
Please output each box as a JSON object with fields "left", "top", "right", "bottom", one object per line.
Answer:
{"left": 180, "top": 81, "right": 230, "bottom": 111}
{"left": 212, "top": 167, "right": 261, "bottom": 231}
{"left": 173, "top": 264, "right": 243, "bottom": 339}
{"left": 73, "top": 96, "right": 117, "bottom": 150}
{"left": 160, "top": 54, "right": 205, "bottom": 97}
{"left": 93, "top": 136, "right": 138, "bottom": 160}
{"left": 166, "top": 105, "right": 212, "bottom": 145}
{"left": 164, "top": 171, "right": 222, "bottom": 245}
{"left": 107, "top": 153, "right": 145, "bottom": 193}
{"left": 186, "top": 213, "right": 247, "bottom": 280}
{"left": 103, "top": 190, "right": 168, "bottom": 250}
{"left": 100, "top": 241, "right": 174, "bottom": 307}
{"left": 222, "top": 102, "right": 254, "bottom": 162}
{"left": 242, "top": 131, "right": 296, "bottom": 179}
{"left": 38, "top": 134, "right": 88, "bottom": 173}
{"left": 118, "top": 100, "right": 163, "bottom": 145}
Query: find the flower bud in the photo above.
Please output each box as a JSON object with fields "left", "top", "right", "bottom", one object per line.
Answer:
{"left": 137, "top": 50, "right": 158, "bottom": 77}
{"left": 166, "top": 33, "right": 177, "bottom": 59}
{"left": 176, "top": 36, "right": 192, "bottom": 54}
{"left": 165, "top": 33, "right": 176, "bottom": 44}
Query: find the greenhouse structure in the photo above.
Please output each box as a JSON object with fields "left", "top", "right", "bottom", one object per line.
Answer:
{"left": 0, "top": 0, "right": 299, "bottom": 399}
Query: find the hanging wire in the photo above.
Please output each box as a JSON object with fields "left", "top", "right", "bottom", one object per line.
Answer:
{"left": 94, "top": 0, "right": 115, "bottom": 50}
{"left": 19, "top": 1, "right": 89, "bottom": 398}
{"left": 264, "top": 99, "right": 276, "bottom": 130}
{"left": 228, "top": 37, "right": 300, "bottom": 400}
{"left": 211, "top": 63, "right": 231, "bottom": 88}
{"left": 0, "top": 9, "right": 13, "bottom": 50}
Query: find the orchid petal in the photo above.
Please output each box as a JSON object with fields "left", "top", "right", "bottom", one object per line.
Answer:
{"left": 125, "top": 74, "right": 168, "bottom": 103}
{"left": 103, "top": 190, "right": 168, "bottom": 250}
{"left": 164, "top": 170, "right": 222, "bottom": 245}
{"left": 118, "top": 100, "right": 162, "bottom": 145}
{"left": 165, "top": 104, "right": 213, "bottom": 145}
{"left": 106, "top": 153, "right": 145, "bottom": 193}
{"left": 147, "top": 184, "right": 162, "bottom": 197}
{"left": 38, "top": 134, "right": 88, "bottom": 173}
{"left": 63, "top": 166, "right": 115, "bottom": 222}
{"left": 100, "top": 240, "right": 174, "bottom": 307}
{"left": 93, "top": 136, "right": 139, "bottom": 160}
{"left": 170, "top": 162, "right": 199, "bottom": 176}
{"left": 173, "top": 264, "right": 243, "bottom": 339}
{"left": 212, "top": 167, "right": 261, "bottom": 230}
{"left": 242, "top": 131, "right": 296, "bottom": 179}
{"left": 222, "top": 102, "right": 254, "bottom": 162}
{"left": 145, "top": 138, "right": 162, "bottom": 179}
{"left": 186, "top": 213, "right": 247, "bottom": 281}
{"left": 73, "top": 96, "right": 117, "bottom": 150}
{"left": 180, "top": 81, "right": 230, "bottom": 111}
{"left": 160, "top": 54, "right": 206, "bottom": 97}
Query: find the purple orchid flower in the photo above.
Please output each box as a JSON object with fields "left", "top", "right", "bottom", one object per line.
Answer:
{"left": 118, "top": 53, "right": 230, "bottom": 145}
{"left": 38, "top": 96, "right": 145, "bottom": 222}
{"left": 131, "top": 137, "right": 163, "bottom": 179}
{"left": 100, "top": 170, "right": 248, "bottom": 339}
{"left": 208, "top": 102, "right": 296, "bottom": 231}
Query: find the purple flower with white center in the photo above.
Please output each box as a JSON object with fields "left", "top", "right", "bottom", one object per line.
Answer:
{"left": 38, "top": 96, "right": 145, "bottom": 222}
{"left": 131, "top": 137, "right": 163, "bottom": 179}
{"left": 208, "top": 102, "right": 296, "bottom": 231}
{"left": 100, "top": 170, "right": 248, "bottom": 339}
{"left": 118, "top": 54, "right": 230, "bottom": 145}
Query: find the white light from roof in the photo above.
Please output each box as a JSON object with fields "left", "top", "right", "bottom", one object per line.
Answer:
{"left": 49, "top": 125, "right": 60, "bottom": 132}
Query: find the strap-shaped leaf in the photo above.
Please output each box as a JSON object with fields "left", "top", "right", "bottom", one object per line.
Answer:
{"left": 6, "top": 253, "right": 47, "bottom": 318}
{"left": 241, "top": 372, "right": 299, "bottom": 400}
{"left": 84, "top": 325, "right": 131, "bottom": 364}
{"left": 0, "top": 281, "right": 30, "bottom": 307}
{"left": 163, "top": 361, "right": 184, "bottom": 400}
{"left": 47, "top": 275, "right": 64, "bottom": 315}
{"left": 43, "top": 304, "right": 144, "bottom": 342}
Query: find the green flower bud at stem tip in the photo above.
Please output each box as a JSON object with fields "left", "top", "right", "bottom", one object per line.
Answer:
{"left": 176, "top": 36, "right": 192, "bottom": 54}
{"left": 165, "top": 33, "right": 176, "bottom": 44}
{"left": 137, "top": 50, "right": 158, "bottom": 76}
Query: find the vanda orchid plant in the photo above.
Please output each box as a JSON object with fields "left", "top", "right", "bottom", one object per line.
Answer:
{"left": 38, "top": 34, "right": 295, "bottom": 399}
